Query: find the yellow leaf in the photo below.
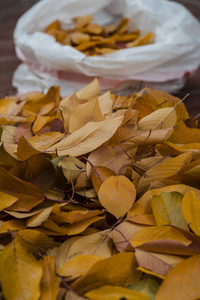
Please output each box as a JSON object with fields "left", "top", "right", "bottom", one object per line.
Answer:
{"left": 71, "top": 252, "right": 142, "bottom": 295}
{"left": 60, "top": 93, "right": 79, "bottom": 132}
{"left": 17, "top": 229, "right": 60, "bottom": 256}
{"left": 122, "top": 127, "right": 175, "bottom": 146}
{"left": 46, "top": 116, "right": 124, "bottom": 157}
{"left": 0, "top": 192, "right": 18, "bottom": 211}
{"left": 32, "top": 115, "right": 55, "bottom": 135}
{"left": 155, "top": 255, "right": 200, "bottom": 300}
{"left": 137, "top": 152, "right": 193, "bottom": 194}
{"left": 137, "top": 107, "right": 177, "bottom": 131}
{"left": 40, "top": 256, "right": 60, "bottom": 300}
{"left": 130, "top": 225, "right": 191, "bottom": 248}
{"left": 28, "top": 132, "right": 64, "bottom": 151}
{"left": 1, "top": 125, "right": 16, "bottom": 144}
{"left": 64, "top": 230, "right": 112, "bottom": 262}
{"left": 69, "top": 97, "right": 104, "bottom": 133}
{"left": 70, "top": 31, "right": 90, "bottom": 44}
{"left": 156, "top": 141, "right": 200, "bottom": 157}
{"left": 76, "top": 78, "right": 100, "bottom": 101}
{"left": 169, "top": 120, "right": 200, "bottom": 143}
{"left": 145, "top": 152, "right": 193, "bottom": 180}
{"left": 91, "top": 166, "right": 116, "bottom": 193}
{"left": 151, "top": 192, "right": 188, "bottom": 230}
{"left": 50, "top": 208, "right": 103, "bottom": 224}
{"left": 85, "top": 285, "right": 150, "bottom": 300}
{"left": 137, "top": 267, "right": 165, "bottom": 280}
{"left": 0, "top": 220, "right": 25, "bottom": 234}
{"left": 0, "top": 98, "right": 16, "bottom": 114}
{"left": 22, "top": 86, "right": 60, "bottom": 116}
{"left": 98, "top": 175, "right": 136, "bottom": 219}
{"left": 27, "top": 206, "right": 53, "bottom": 227}
{"left": 43, "top": 216, "right": 104, "bottom": 236}
{"left": 1, "top": 238, "right": 42, "bottom": 300}
{"left": 182, "top": 190, "right": 200, "bottom": 235}
{"left": 145, "top": 88, "right": 188, "bottom": 120}
{"left": 127, "top": 32, "right": 154, "bottom": 47}
{"left": 58, "top": 254, "right": 104, "bottom": 279}
{"left": 98, "top": 91, "right": 113, "bottom": 116}
{"left": 74, "top": 15, "right": 94, "bottom": 30}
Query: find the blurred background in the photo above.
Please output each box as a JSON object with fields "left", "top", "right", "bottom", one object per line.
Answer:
{"left": 0, "top": 0, "right": 199, "bottom": 116}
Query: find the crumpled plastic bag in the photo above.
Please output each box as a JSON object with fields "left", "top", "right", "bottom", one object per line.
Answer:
{"left": 13, "top": 0, "right": 200, "bottom": 95}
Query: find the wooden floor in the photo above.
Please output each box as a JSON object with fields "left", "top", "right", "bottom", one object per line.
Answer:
{"left": 0, "top": 0, "right": 199, "bottom": 117}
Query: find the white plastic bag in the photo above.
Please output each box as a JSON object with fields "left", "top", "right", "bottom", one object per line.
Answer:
{"left": 13, "top": 0, "right": 200, "bottom": 95}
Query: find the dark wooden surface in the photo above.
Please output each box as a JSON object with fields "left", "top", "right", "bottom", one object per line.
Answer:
{"left": 0, "top": 0, "right": 199, "bottom": 117}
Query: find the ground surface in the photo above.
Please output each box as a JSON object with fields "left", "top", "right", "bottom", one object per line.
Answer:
{"left": 0, "top": 0, "right": 199, "bottom": 116}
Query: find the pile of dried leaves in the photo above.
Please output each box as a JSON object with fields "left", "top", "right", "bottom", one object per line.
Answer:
{"left": 0, "top": 78, "right": 200, "bottom": 300}
{"left": 45, "top": 16, "right": 154, "bottom": 55}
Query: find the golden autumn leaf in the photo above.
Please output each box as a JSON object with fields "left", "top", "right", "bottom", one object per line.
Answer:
{"left": 46, "top": 116, "right": 124, "bottom": 157}
{"left": 1, "top": 238, "right": 43, "bottom": 300}
{"left": 40, "top": 256, "right": 60, "bottom": 300}
{"left": 98, "top": 175, "right": 136, "bottom": 219}
{"left": 155, "top": 255, "right": 200, "bottom": 300}
{"left": 91, "top": 166, "right": 116, "bottom": 193}
{"left": 70, "top": 252, "right": 142, "bottom": 295}
{"left": 85, "top": 285, "right": 150, "bottom": 300}
{"left": 137, "top": 152, "right": 194, "bottom": 194}
{"left": 28, "top": 132, "right": 64, "bottom": 151}
{"left": 182, "top": 190, "right": 200, "bottom": 235}
{"left": 137, "top": 107, "right": 177, "bottom": 131}
{"left": 63, "top": 230, "right": 112, "bottom": 260}
{"left": 0, "top": 220, "right": 25, "bottom": 234}
{"left": 0, "top": 192, "right": 18, "bottom": 211}
{"left": 58, "top": 254, "right": 104, "bottom": 279}
{"left": 168, "top": 120, "right": 200, "bottom": 144}
{"left": 43, "top": 215, "right": 105, "bottom": 236}
{"left": 68, "top": 97, "right": 104, "bottom": 133}
{"left": 145, "top": 88, "right": 188, "bottom": 120}
{"left": 130, "top": 225, "right": 191, "bottom": 252}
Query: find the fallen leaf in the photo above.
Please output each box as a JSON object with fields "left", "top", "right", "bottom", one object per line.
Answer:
{"left": 182, "top": 190, "right": 200, "bottom": 235}
{"left": 151, "top": 191, "right": 188, "bottom": 230}
{"left": 40, "top": 256, "right": 60, "bottom": 300}
{"left": 85, "top": 285, "right": 150, "bottom": 300}
{"left": 71, "top": 252, "right": 142, "bottom": 295}
{"left": 155, "top": 255, "right": 200, "bottom": 300}
{"left": 58, "top": 254, "right": 104, "bottom": 279}
{"left": 98, "top": 175, "right": 136, "bottom": 219}
{"left": 1, "top": 237, "right": 43, "bottom": 300}
{"left": 0, "top": 168, "right": 45, "bottom": 211}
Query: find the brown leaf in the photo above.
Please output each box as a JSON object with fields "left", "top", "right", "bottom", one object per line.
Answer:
{"left": 0, "top": 168, "right": 45, "bottom": 211}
